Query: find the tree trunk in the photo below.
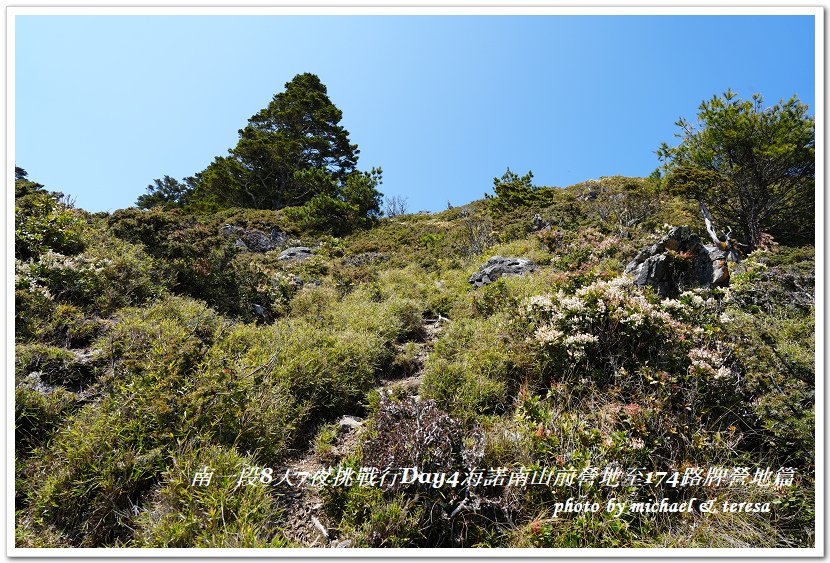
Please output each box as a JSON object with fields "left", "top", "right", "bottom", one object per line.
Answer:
{"left": 700, "top": 202, "right": 742, "bottom": 262}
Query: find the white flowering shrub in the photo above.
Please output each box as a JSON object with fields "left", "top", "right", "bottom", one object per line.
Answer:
{"left": 18, "top": 239, "right": 163, "bottom": 317}
{"left": 514, "top": 276, "right": 752, "bottom": 462}
{"left": 520, "top": 277, "right": 688, "bottom": 382}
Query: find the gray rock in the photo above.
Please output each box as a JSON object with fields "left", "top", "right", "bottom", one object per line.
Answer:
{"left": 531, "top": 214, "right": 551, "bottom": 232}
{"left": 468, "top": 256, "right": 537, "bottom": 287}
{"left": 278, "top": 246, "right": 313, "bottom": 261}
{"left": 344, "top": 252, "right": 388, "bottom": 267}
{"left": 18, "top": 371, "right": 57, "bottom": 394}
{"left": 252, "top": 303, "right": 270, "bottom": 322}
{"left": 221, "top": 224, "right": 289, "bottom": 253}
{"left": 338, "top": 415, "right": 363, "bottom": 431}
{"left": 625, "top": 226, "right": 734, "bottom": 297}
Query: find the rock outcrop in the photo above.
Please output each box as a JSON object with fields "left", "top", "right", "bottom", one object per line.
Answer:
{"left": 531, "top": 214, "right": 551, "bottom": 232}
{"left": 469, "top": 256, "right": 537, "bottom": 288}
{"left": 625, "top": 226, "right": 732, "bottom": 297}
{"left": 278, "top": 246, "right": 313, "bottom": 261}
{"left": 221, "top": 224, "right": 290, "bottom": 253}
{"left": 343, "top": 252, "right": 388, "bottom": 267}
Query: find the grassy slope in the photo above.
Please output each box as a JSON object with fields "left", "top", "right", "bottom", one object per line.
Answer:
{"left": 14, "top": 180, "right": 815, "bottom": 548}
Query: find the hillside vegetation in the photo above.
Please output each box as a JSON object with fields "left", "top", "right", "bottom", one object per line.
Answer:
{"left": 14, "top": 85, "right": 815, "bottom": 548}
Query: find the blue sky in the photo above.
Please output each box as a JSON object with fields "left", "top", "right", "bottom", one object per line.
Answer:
{"left": 15, "top": 14, "right": 815, "bottom": 213}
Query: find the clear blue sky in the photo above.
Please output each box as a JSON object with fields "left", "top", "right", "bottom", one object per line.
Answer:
{"left": 15, "top": 14, "right": 815, "bottom": 213}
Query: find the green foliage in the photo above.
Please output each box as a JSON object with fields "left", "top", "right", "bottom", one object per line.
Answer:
{"left": 585, "top": 176, "right": 661, "bottom": 232}
{"left": 16, "top": 187, "right": 86, "bottom": 261}
{"left": 282, "top": 168, "right": 383, "bottom": 235}
{"left": 108, "top": 207, "right": 263, "bottom": 318}
{"left": 313, "top": 422, "right": 340, "bottom": 464}
{"left": 721, "top": 246, "right": 815, "bottom": 466}
{"left": 519, "top": 277, "right": 689, "bottom": 384}
{"left": 15, "top": 383, "right": 79, "bottom": 457}
{"left": 489, "top": 168, "right": 555, "bottom": 211}
{"left": 136, "top": 175, "right": 195, "bottom": 209}
{"left": 660, "top": 90, "right": 815, "bottom": 248}
{"left": 135, "top": 440, "right": 292, "bottom": 547}
{"left": 18, "top": 237, "right": 164, "bottom": 317}
{"left": 321, "top": 472, "right": 426, "bottom": 547}
{"left": 422, "top": 315, "right": 522, "bottom": 421}
{"left": 24, "top": 399, "right": 168, "bottom": 546}
{"left": 185, "top": 73, "right": 361, "bottom": 211}
{"left": 15, "top": 155, "right": 815, "bottom": 548}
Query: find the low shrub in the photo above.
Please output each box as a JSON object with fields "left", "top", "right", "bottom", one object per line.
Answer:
{"left": 16, "top": 189, "right": 87, "bottom": 260}
{"left": 135, "top": 439, "right": 292, "bottom": 547}
{"left": 15, "top": 344, "right": 97, "bottom": 388}
{"left": 421, "top": 315, "right": 525, "bottom": 422}
{"left": 15, "top": 383, "right": 79, "bottom": 457}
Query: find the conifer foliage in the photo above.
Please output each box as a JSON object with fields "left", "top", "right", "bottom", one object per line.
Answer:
{"left": 139, "top": 73, "right": 380, "bottom": 230}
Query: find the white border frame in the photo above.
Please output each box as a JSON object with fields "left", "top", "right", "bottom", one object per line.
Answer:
{"left": 6, "top": 3, "right": 824, "bottom": 559}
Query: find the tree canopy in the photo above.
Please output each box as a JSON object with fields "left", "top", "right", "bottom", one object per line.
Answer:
{"left": 139, "top": 73, "right": 376, "bottom": 226}
{"left": 659, "top": 90, "right": 815, "bottom": 249}
{"left": 487, "top": 168, "right": 556, "bottom": 211}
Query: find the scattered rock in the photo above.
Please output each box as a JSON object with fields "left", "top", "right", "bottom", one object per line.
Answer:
{"left": 19, "top": 371, "right": 57, "bottom": 394}
{"left": 252, "top": 303, "right": 270, "bottom": 322}
{"left": 531, "top": 214, "right": 551, "bottom": 232}
{"left": 624, "top": 226, "right": 733, "bottom": 297}
{"left": 221, "top": 224, "right": 290, "bottom": 253}
{"left": 338, "top": 415, "right": 363, "bottom": 432}
{"left": 468, "top": 256, "right": 537, "bottom": 287}
{"left": 278, "top": 246, "right": 313, "bottom": 261}
{"left": 343, "top": 252, "right": 388, "bottom": 267}
{"left": 311, "top": 516, "right": 329, "bottom": 541}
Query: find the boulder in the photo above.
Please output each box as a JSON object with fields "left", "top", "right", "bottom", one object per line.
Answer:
{"left": 625, "top": 226, "right": 732, "bottom": 297}
{"left": 531, "top": 214, "right": 551, "bottom": 232}
{"left": 344, "top": 252, "right": 388, "bottom": 267}
{"left": 338, "top": 415, "right": 363, "bottom": 431}
{"left": 469, "top": 256, "right": 537, "bottom": 288}
{"left": 221, "top": 224, "right": 289, "bottom": 253}
{"left": 278, "top": 246, "right": 313, "bottom": 261}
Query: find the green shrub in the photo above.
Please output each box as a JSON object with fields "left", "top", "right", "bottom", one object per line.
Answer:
{"left": 24, "top": 399, "right": 168, "bottom": 546}
{"left": 392, "top": 341, "right": 421, "bottom": 378}
{"left": 16, "top": 190, "right": 87, "bottom": 260}
{"left": 97, "top": 294, "right": 222, "bottom": 375}
{"left": 289, "top": 284, "right": 340, "bottom": 319}
{"left": 721, "top": 308, "right": 814, "bottom": 466}
{"left": 519, "top": 276, "right": 689, "bottom": 384}
{"left": 489, "top": 169, "right": 555, "bottom": 212}
{"left": 135, "top": 440, "right": 292, "bottom": 547}
{"left": 422, "top": 315, "right": 521, "bottom": 421}
{"left": 20, "top": 241, "right": 163, "bottom": 317}
{"left": 323, "top": 484, "right": 426, "bottom": 547}
{"left": 19, "top": 296, "right": 304, "bottom": 546}
{"left": 313, "top": 423, "right": 340, "bottom": 464}
{"left": 14, "top": 262, "right": 57, "bottom": 342}
{"left": 108, "top": 208, "right": 249, "bottom": 317}
{"left": 335, "top": 291, "right": 423, "bottom": 343}
{"left": 16, "top": 344, "right": 97, "bottom": 387}
{"left": 15, "top": 383, "right": 79, "bottom": 457}
{"left": 270, "top": 320, "right": 385, "bottom": 418}
{"left": 472, "top": 278, "right": 514, "bottom": 317}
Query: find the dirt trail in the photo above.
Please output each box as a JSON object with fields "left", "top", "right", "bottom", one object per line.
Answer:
{"left": 274, "top": 317, "right": 446, "bottom": 547}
